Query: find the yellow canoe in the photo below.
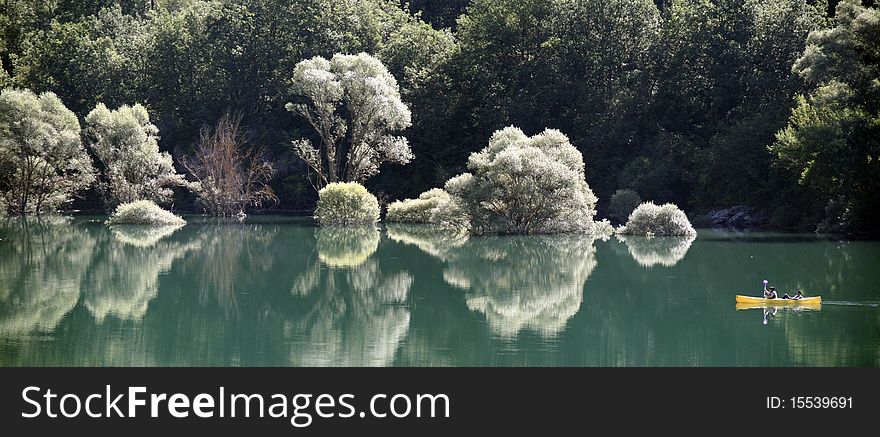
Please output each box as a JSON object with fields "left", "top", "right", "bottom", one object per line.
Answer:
{"left": 735, "top": 295, "right": 822, "bottom": 305}
{"left": 736, "top": 302, "right": 821, "bottom": 311}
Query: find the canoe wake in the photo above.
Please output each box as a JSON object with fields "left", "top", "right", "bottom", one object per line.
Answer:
{"left": 821, "top": 301, "right": 880, "bottom": 307}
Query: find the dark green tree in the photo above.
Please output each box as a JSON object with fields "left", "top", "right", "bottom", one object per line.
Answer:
{"left": 634, "top": 0, "right": 823, "bottom": 213}
{"left": 771, "top": 0, "right": 879, "bottom": 234}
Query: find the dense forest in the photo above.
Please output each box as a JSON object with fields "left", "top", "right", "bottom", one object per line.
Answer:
{"left": 0, "top": 0, "right": 877, "bottom": 235}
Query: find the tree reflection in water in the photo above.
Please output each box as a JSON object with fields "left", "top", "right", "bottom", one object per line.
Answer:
{"left": 315, "top": 226, "right": 380, "bottom": 268}
{"left": 616, "top": 234, "right": 695, "bottom": 268}
{"left": 0, "top": 217, "right": 94, "bottom": 335}
{"left": 109, "top": 224, "right": 183, "bottom": 248}
{"left": 388, "top": 225, "right": 598, "bottom": 338}
{"left": 84, "top": 225, "right": 198, "bottom": 322}
{"left": 290, "top": 226, "right": 411, "bottom": 366}
{"left": 385, "top": 224, "right": 468, "bottom": 262}
{"left": 181, "top": 223, "right": 278, "bottom": 317}
{"left": 453, "top": 236, "right": 597, "bottom": 338}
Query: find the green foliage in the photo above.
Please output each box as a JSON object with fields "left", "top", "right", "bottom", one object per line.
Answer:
{"left": 13, "top": 6, "right": 151, "bottom": 114}
{"left": 0, "top": 88, "right": 95, "bottom": 214}
{"left": 618, "top": 202, "right": 697, "bottom": 237}
{"left": 402, "top": 0, "right": 826, "bottom": 216}
{"left": 445, "top": 126, "right": 598, "bottom": 235}
{"left": 314, "top": 182, "right": 380, "bottom": 226}
{"left": 640, "top": 0, "right": 825, "bottom": 210}
{"left": 608, "top": 189, "right": 642, "bottom": 224}
{"left": 1, "top": 0, "right": 147, "bottom": 75}
{"left": 771, "top": 0, "right": 879, "bottom": 234}
{"left": 85, "top": 102, "right": 185, "bottom": 207}
{"left": 378, "top": 20, "right": 456, "bottom": 94}
{"left": 405, "top": 0, "right": 661, "bottom": 197}
{"left": 0, "top": 0, "right": 869, "bottom": 232}
{"left": 107, "top": 199, "right": 185, "bottom": 225}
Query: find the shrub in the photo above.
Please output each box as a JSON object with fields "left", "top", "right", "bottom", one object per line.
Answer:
{"left": 618, "top": 202, "right": 696, "bottom": 237}
{"left": 385, "top": 188, "right": 455, "bottom": 224}
{"left": 107, "top": 200, "right": 186, "bottom": 226}
{"left": 444, "top": 126, "right": 598, "bottom": 234}
{"left": 608, "top": 189, "right": 641, "bottom": 224}
{"left": 314, "top": 182, "right": 380, "bottom": 226}
{"left": 590, "top": 218, "right": 614, "bottom": 238}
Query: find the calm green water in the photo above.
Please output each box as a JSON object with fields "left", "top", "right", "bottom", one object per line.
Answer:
{"left": 0, "top": 216, "right": 878, "bottom": 367}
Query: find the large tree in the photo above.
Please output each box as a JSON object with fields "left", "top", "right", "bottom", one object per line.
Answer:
{"left": 286, "top": 52, "right": 413, "bottom": 190}
{"left": 445, "top": 126, "right": 599, "bottom": 235}
{"left": 0, "top": 89, "right": 96, "bottom": 214}
{"left": 771, "top": 0, "right": 880, "bottom": 234}
{"left": 85, "top": 102, "right": 186, "bottom": 206}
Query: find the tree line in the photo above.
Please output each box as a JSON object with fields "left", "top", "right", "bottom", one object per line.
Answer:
{"left": 0, "top": 0, "right": 877, "bottom": 235}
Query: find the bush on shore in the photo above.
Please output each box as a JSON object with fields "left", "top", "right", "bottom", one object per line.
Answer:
{"left": 107, "top": 200, "right": 186, "bottom": 226}
{"left": 314, "top": 182, "right": 380, "bottom": 226}
{"left": 386, "top": 188, "right": 452, "bottom": 224}
{"left": 617, "top": 202, "right": 696, "bottom": 237}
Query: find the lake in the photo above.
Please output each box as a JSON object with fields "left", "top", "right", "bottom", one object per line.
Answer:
{"left": 1, "top": 216, "right": 878, "bottom": 367}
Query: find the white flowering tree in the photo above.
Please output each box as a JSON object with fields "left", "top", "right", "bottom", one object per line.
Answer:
{"left": 445, "top": 126, "right": 598, "bottom": 234}
{"left": 286, "top": 52, "right": 413, "bottom": 189}
{"left": 0, "top": 89, "right": 96, "bottom": 214}
{"left": 85, "top": 103, "right": 186, "bottom": 207}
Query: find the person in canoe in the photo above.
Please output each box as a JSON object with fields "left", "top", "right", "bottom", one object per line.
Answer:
{"left": 762, "top": 280, "right": 778, "bottom": 299}
{"left": 782, "top": 289, "right": 804, "bottom": 300}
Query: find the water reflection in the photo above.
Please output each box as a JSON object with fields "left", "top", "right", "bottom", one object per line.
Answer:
{"left": 0, "top": 218, "right": 878, "bottom": 367}
{"left": 386, "top": 224, "right": 468, "bottom": 262}
{"left": 781, "top": 310, "right": 879, "bottom": 366}
{"left": 84, "top": 225, "right": 198, "bottom": 322}
{"left": 616, "top": 234, "right": 695, "bottom": 267}
{"left": 109, "top": 225, "right": 183, "bottom": 248}
{"left": 453, "top": 236, "right": 597, "bottom": 338}
{"left": 289, "top": 227, "right": 411, "bottom": 366}
{"left": 290, "top": 261, "right": 412, "bottom": 366}
{"left": 0, "top": 217, "right": 94, "bottom": 335}
{"left": 388, "top": 225, "right": 598, "bottom": 338}
{"left": 181, "top": 224, "right": 278, "bottom": 316}
{"left": 315, "top": 227, "right": 380, "bottom": 268}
